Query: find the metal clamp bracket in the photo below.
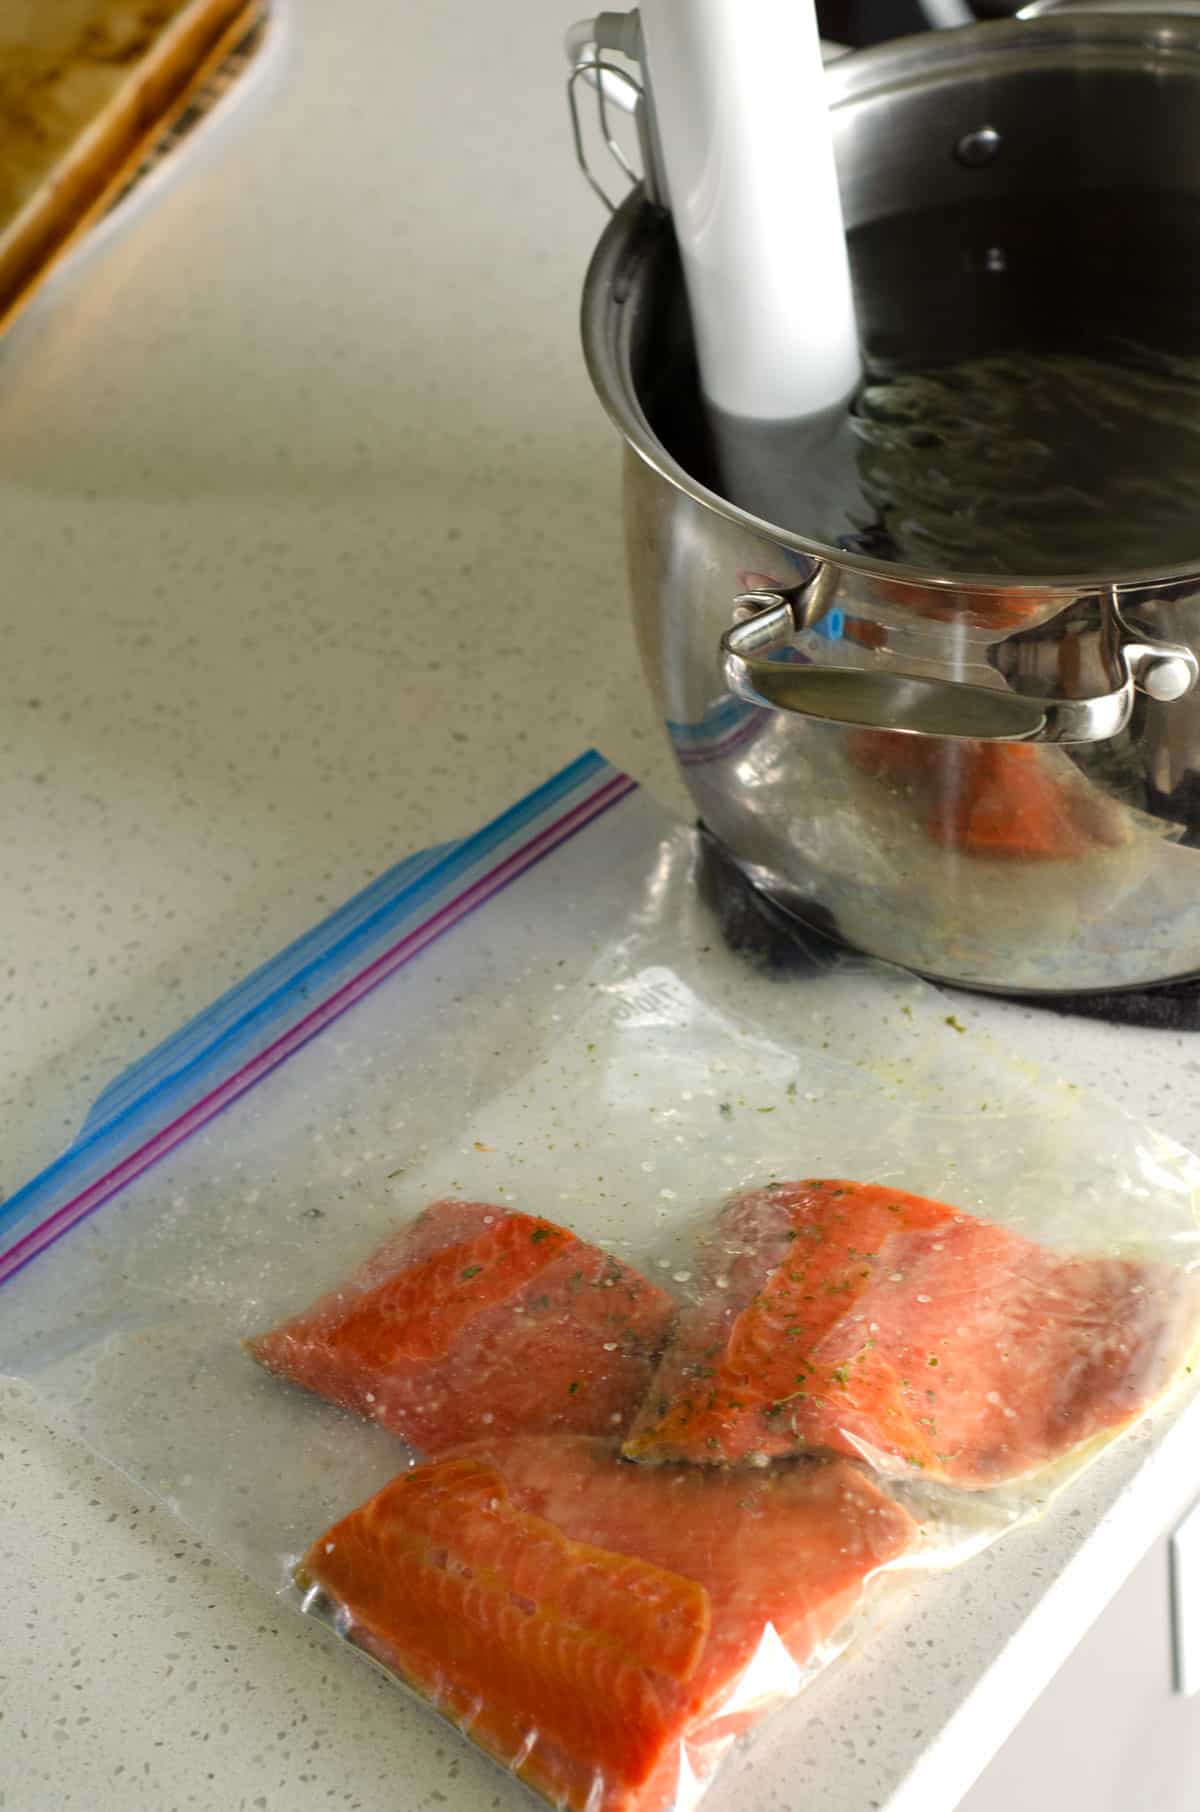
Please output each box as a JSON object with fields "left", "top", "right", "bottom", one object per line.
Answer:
{"left": 565, "top": 11, "right": 667, "bottom": 212}
{"left": 721, "top": 582, "right": 1199, "bottom": 745}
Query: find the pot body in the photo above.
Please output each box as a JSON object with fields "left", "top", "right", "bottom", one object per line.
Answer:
{"left": 584, "top": 11, "right": 1200, "bottom": 991}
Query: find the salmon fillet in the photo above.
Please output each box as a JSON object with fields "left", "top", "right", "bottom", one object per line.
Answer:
{"left": 298, "top": 1435, "right": 914, "bottom": 1812}
{"left": 248, "top": 1200, "right": 675, "bottom": 1453}
{"left": 623, "top": 1180, "right": 1198, "bottom": 1487}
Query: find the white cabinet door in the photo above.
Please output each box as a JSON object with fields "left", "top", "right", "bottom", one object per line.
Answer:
{"left": 957, "top": 1529, "right": 1200, "bottom": 1812}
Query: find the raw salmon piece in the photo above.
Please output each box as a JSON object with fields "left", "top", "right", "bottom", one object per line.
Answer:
{"left": 248, "top": 1201, "right": 675, "bottom": 1453}
{"left": 298, "top": 1435, "right": 914, "bottom": 1812}
{"left": 624, "top": 1180, "right": 1198, "bottom": 1487}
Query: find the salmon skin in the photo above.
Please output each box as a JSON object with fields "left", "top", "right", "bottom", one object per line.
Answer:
{"left": 623, "top": 1180, "right": 1198, "bottom": 1487}
{"left": 298, "top": 1435, "right": 914, "bottom": 1812}
{"left": 248, "top": 1200, "right": 675, "bottom": 1453}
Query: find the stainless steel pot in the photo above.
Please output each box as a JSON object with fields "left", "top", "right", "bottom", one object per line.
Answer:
{"left": 581, "top": 10, "right": 1200, "bottom": 993}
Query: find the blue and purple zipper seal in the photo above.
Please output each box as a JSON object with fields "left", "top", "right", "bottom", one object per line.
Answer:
{"left": 0, "top": 752, "right": 636, "bottom": 1289}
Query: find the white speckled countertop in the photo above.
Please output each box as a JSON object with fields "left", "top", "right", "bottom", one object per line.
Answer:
{"left": 3, "top": 4, "right": 1200, "bottom": 1811}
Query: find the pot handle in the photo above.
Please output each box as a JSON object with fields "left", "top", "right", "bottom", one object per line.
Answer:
{"left": 720, "top": 592, "right": 1198, "bottom": 744}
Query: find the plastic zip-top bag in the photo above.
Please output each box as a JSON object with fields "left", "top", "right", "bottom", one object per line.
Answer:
{"left": 2, "top": 751, "right": 1199, "bottom": 1812}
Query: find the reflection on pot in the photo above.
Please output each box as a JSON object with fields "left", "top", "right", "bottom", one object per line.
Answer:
{"left": 846, "top": 731, "right": 1128, "bottom": 861}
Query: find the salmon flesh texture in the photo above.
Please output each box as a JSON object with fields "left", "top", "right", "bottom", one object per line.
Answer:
{"left": 623, "top": 1179, "right": 1197, "bottom": 1486}
{"left": 247, "top": 1200, "right": 676, "bottom": 1453}
{"left": 298, "top": 1434, "right": 914, "bottom": 1812}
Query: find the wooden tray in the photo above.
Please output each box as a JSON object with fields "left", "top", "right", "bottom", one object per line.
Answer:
{"left": 0, "top": 0, "right": 265, "bottom": 332}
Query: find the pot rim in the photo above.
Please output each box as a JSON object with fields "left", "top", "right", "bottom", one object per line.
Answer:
{"left": 580, "top": 10, "right": 1200, "bottom": 600}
